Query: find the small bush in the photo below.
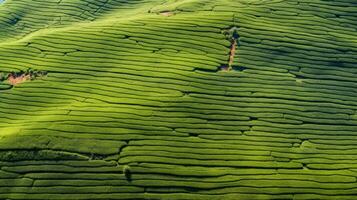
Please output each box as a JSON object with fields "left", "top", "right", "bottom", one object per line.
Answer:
{"left": 123, "top": 165, "right": 132, "bottom": 181}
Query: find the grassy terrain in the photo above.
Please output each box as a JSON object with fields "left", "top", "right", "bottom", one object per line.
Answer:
{"left": 0, "top": 0, "right": 357, "bottom": 199}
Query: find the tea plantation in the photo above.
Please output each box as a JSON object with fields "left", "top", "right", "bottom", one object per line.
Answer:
{"left": 0, "top": 0, "right": 357, "bottom": 199}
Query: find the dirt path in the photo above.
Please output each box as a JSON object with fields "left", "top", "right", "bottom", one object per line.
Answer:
{"left": 228, "top": 39, "right": 237, "bottom": 69}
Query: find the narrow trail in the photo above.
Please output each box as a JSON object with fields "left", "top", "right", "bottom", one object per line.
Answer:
{"left": 228, "top": 39, "right": 237, "bottom": 70}
{"left": 220, "top": 26, "right": 240, "bottom": 71}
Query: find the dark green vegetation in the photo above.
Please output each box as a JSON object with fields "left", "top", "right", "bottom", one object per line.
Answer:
{"left": 0, "top": 0, "right": 357, "bottom": 199}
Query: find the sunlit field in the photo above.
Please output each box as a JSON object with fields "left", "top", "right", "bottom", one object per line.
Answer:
{"left": 0, "top": 0, "right": 357, "bottom": 199}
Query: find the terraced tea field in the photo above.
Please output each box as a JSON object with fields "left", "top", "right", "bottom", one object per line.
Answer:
{"left": 0, "top": 0, "right": 357, "bottom": 199}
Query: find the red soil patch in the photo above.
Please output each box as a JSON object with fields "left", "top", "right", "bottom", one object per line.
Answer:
{"left": 7, "top": 73, "right": 31, "bottom": 86}
{"left": 6, "top": 70, "right": 47, "bottom": 86}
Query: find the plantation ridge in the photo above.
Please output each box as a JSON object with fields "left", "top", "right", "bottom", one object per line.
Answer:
{"left": 0, "top": 0, "right": 357, "bottom": 199}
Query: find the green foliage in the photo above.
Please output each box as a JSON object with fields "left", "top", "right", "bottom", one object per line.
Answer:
{"left": 0, "top": 150, "right": 86, "bottom": 161}
{"left": 0, "top": 0, "right": 356, "bottom": 199}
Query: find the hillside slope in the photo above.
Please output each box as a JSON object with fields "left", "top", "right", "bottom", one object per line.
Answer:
{"left": 1, "top": 0, "right": 357, "bottom": 199}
